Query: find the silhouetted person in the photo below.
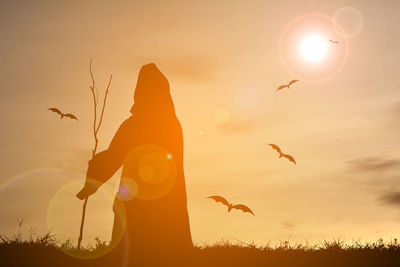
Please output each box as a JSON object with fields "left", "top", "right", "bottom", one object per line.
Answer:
{"left": 76, "top": 63, "right": 192, "bottom": 263}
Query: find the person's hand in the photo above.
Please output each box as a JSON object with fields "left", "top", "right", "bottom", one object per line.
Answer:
{"left": 76, "top": 186, "right": 96, "bottom": 200}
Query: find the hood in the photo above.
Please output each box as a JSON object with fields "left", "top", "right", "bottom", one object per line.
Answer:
{"left": 130, "top": 63, "right": 176, "bottom": 117}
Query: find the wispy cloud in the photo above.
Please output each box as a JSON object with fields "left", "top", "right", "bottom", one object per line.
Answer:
{"left": 389, "top": 101, "right": 400, "bottom": 115}
{"left": 347, "top": 157, "right": 400, "bottom": 173}
{"left": 162, "top": 55, "right": 221, "bottom": 82}
{"left": 129, "top": 53, "right": 222, "bottom": 83}
{"left": 280, "top": 221, "right": 295, "bottom": 229}
{"left": 218, "top": 118, "right": 260, "bottom": 133}
{"left": 377, "top": 190, "right": 400, "bottom": 207}
{"left": 53, "top": 148, "right": 91, "bottom": 173}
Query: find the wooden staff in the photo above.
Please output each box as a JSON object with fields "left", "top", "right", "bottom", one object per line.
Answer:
{"left": 77, "top": 59, "right": 112, "bottom": 249}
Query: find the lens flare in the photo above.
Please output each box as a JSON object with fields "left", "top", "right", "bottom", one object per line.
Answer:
{"left": 299, "top": 34, "right": 327, "bottom": 62}
{"left": 333, "top": 7, "right": 364, "bottom": 38}
{"left": 46, "top": 179, "right": 126, "bottom": 259}
{"left": 0, "top": 168, "right": 70, "bottom": 193}
{"left": 279, "top": 13, "right": 349, "bottom": 83}
{"left": 120, "top": 144, "right": 177, "bottom": 201}
{"left": 215, "top": 108, "right": 231, "bottom": 125}
{"left": 0, "top": 168, "right": 84, "bottom": 241}
{"left": 1, "top": 170, "right": 130, "bottom": 264}
{"left": 138, "top": 165, "right": 156, "bottom": 183}
{"left": 234, "top": 87, "right": 259, "bottom": 110}
{"left": 117, "top": 177, "right": 138, "bottom": 201}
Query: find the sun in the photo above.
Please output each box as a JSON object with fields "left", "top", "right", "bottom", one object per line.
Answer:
{"left": 299, "top": 34, "right": 327, "bottom": 62}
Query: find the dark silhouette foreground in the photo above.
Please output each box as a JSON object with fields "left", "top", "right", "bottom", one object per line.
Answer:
{"left": 76, "top": 63, "right": 192, "bottom": 262}
{"left": 2, "top": 236, "right": 400, "bottom": 267}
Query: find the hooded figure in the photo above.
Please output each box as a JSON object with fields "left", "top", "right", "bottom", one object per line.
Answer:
{"left": 77, "top": 63, "right": 192, "bottom": 261}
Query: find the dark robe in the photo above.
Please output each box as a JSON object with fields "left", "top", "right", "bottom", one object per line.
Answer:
{"left": 84, "top": 63, "right": 192, "bottom": 261}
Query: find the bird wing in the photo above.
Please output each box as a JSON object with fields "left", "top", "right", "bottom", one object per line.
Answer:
{"left": 231, "top": 204, "right": 255, "bottom": 216}
{"left": 48, "top": 108, "right": 63, "bottom": 115}
{"left": 207, "top": 195, "right": 230, "bottom": 208}
{"left": 282, "top": 154, "right": 296, "bottom": 165}
{"left": 288, "top": 80, "right": 299, "bottom": 86}
{"left": 268, "top": 144, "right": 281, "bottom": 155}
{"left": 64, "top": 113, "right": 78, "bottom": 121}
{"left": 277, "top": 85, "right": 287, "bottom": 91}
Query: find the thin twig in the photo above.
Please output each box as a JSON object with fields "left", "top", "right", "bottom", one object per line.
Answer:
{"left": 95, "top": 74, "right": 112, "bottom": 136}
{"left": 95, "top": 86, "right": 99, "bottom": 105}
{"left": 89, "top": 58, "right": 98, "bottom": 158}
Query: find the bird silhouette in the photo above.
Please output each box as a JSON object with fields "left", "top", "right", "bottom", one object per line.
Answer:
{"left": 207, "top": 195, "right": 255, "bottom": 216}
{"left": 268, "top": 144, "right": 296, "bottom": 165}
{"left": 276, "top": 80, "right": 299, "bottom": 92}
{"left": 48, "top": 108, "right": 78, "bottom": 121}
{"left": 329, "top": 40, "right": 339, "bottom": 44}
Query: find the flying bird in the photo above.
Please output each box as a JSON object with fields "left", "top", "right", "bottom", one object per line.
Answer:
{"left": 48, "top": 108, "right": 78, "bottom": 121}
{"left": 276, "top": 80, "right": 299, "bottom": 92}
{"left": 207, "top": 195, "right": 255, "bottom": 216}
{"left": 268, "top": 144, "right": 296, "bottom": 165}
{"left": 329, "top": 40, "right": 339, "bottom": 44}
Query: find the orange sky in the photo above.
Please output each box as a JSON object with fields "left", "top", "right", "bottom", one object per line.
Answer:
{"left": 1, "top": 0, "right": 400, "bottom": 247}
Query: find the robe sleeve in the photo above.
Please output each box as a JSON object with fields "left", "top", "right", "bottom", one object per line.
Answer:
{"left": 84, "top": 118, "right": 132, "bottom": 193}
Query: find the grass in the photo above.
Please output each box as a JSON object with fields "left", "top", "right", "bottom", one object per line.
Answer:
{"left": 1, "top": 224, "right": 400, "bottom": 266}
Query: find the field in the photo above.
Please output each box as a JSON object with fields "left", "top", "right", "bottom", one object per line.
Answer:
{"left": 1, "top": 231, "right": 400, "bottom": 267}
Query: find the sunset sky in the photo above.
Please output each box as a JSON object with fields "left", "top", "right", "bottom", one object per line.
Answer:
{"left": 1, "top": 0, "right": 400, "bottom": 247}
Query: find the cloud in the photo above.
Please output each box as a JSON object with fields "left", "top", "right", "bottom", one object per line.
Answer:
{"left": 128, "top": 53, "right": 222, "bottom": 83}
{"left": 346, "top": 157, "right": 400, "bottom": 173}
{"left": 280, "top": 221, "right": 295, "bottom": 229}
{"left": 218, "top": 118, "right": 260, "bottom": 133}
{"left": 53, "top": 148, "right": 91, "bottom": 173}
{"left": 390, "top": 101, "right": 400, "bottom": 115}
{"left": 377, "top": 191, "right": 400, "bottom": 207}
{"left": 162, "top": 55, "right": 221, "bottom": 82}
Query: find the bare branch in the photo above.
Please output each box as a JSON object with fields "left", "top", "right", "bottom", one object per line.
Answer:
{"left": 95, "top": 86, "right": 99, "bottom": 105}
{"left": 89, "top": 58, "right": 98, "bottom": 159}
{"left": 95, "top": 74, "right": 112, "bottom": 136}
{"left": 88, "top": 59, "right": 112, "bottom": 158}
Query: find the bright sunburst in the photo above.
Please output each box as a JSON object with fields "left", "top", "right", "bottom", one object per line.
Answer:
{"left": 299, "top": 34, "right": 327, "bottom": 62}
